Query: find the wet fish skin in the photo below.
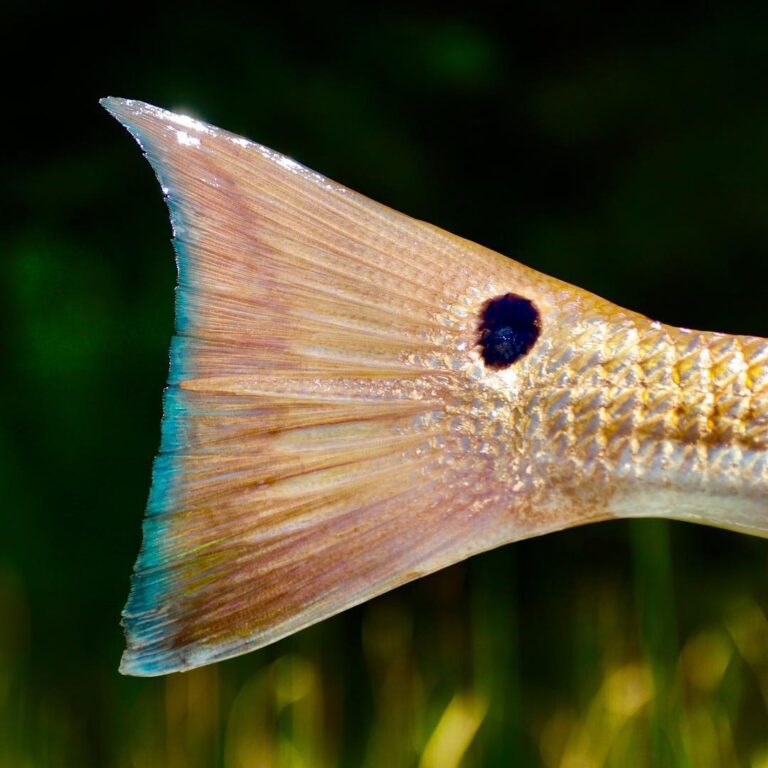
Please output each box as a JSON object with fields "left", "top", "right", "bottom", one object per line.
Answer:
{"left": 103, "top": 98, "right": 768, "bottom": 676}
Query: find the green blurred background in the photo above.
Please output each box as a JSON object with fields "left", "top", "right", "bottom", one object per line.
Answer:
{"left": 5, "top": 2, "right": 768, "bottom": 766}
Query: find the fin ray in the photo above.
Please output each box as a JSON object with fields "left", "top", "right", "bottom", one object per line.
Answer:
{"left": 103, "top": 98, "right": 516, "bottom": 676}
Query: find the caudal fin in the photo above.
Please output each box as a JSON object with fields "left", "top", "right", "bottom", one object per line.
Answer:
{"left": 104, "top": 98, "right": 525, "bottom": 676}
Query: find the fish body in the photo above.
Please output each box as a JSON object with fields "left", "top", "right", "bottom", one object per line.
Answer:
{"left": 103, "top": 98, "right": 768, "bottom": 676}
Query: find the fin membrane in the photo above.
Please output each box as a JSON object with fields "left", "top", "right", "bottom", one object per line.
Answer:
{"left": 103, "top": 98, "right": 517, "bottom": 675}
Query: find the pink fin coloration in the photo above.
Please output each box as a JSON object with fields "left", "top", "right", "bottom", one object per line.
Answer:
{"left": 103, "top": 98, "right": 546, "bottom": 676}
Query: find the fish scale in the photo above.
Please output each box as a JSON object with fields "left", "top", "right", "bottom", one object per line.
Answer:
{"left": 103, "top": 97, "right": 768, "bottom": 676}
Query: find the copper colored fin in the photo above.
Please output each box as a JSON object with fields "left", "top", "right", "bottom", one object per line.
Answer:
{"left": 103, "top": 98, "right": 522, "bottom": 676}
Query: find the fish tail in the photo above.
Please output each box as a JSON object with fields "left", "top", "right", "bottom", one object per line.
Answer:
{"left": 103, "top": 98, "right": 518, "bottom": 676}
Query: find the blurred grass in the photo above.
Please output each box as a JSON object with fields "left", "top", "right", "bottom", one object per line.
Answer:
{"left": 6, "top": 559, "right": 768, "bottom": 766}
{"left": 5, "top": 1, "right": 768, "bottom": 765}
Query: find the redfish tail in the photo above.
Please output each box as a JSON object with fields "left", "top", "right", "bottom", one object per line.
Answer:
{"left": 102, "top": 98, "right": 514, "bottom": 676}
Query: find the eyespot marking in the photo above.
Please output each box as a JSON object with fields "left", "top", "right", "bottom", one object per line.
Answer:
{"left": 477, "top": 293, "right": 541, "bottom": 369}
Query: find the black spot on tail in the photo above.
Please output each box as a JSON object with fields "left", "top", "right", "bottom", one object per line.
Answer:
{"left": 478, "top": 293, "right": 541, "bottom": 369}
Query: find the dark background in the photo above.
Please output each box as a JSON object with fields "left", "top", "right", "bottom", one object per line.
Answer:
{"left": 5, "top": 2, "right": 768, "bottom": 766}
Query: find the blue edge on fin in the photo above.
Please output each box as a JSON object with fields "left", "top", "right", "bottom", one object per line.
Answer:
{"left": 116, "top": 110, "right": 199, "bottom": 674}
